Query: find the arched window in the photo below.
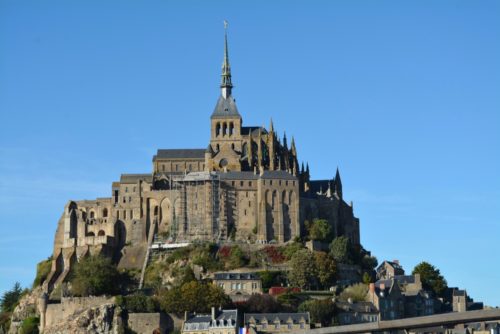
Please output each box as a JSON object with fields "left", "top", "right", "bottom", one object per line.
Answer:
{"left": 216, "top": 123, "right": 221, "bottom": 137}
{"left": 90, "top": 211, "right": 95, "bottom": 219}
{"left": 102, "top": 208, "right": 108, "bottom": 217}
{"left": 98, "top": 230, "right": 105, "bottom": 237}
{"left": 154, "top": 206, "right": 159, "bottom": 216}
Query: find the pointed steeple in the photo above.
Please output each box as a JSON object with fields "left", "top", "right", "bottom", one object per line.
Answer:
{"left": 283, "top": 132, "right": 288, "bottom": 149}
{"left": 221, "top": 20, "right": 233, "bottom": 99}
{"left": 334, "top": 167, "right": 343, "bottom": 198}
{"left": 269, "top": 118, "right": 274, "bottom": 133}
{"left": 301, "top": 162, "right": 305, "bottom": 173}
{"left": 290, "top": 136, "right": 296, "bottom": 155}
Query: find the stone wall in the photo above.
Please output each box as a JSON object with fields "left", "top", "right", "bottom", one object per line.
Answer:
{"left": 45, "top": 296, "right": 113, "bottom": 328}
{"left": 127, "top": 312, "right": 169, "bottom": 334}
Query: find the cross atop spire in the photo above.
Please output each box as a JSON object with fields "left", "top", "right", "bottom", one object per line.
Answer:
{"left": 221, "top": 20, "right": 233, "bottom": 99}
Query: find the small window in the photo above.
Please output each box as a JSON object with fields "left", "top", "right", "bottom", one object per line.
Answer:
{"left": 288, "top": 324, "right": 292, "bottom": 329}
{"left": 240, "top": 181, "right": 243, "bottom": 187}
{"left": 123, "top": 197, "right": 126, "bottom": 203}
{"left": 270, "top": 180, "right": 273, "bottom": 185}
{"left": 249, "top": 181, "right": 252, "bottom": 187}
{"left": 133, "top": 187, "right": 136, "bottom": 192}
{"left": 102, "top": 208, "right": 108, "bottom": 217}
{"left": 125, "top": 187, "right": 128, "bottom": 193}
{"left": 286, "top": 181, "right": 288, "bottom": 186}
{"left": 128, "top": 196, "right": 131, "bottom": 202}
{"left": 279, "top": 180, "right": 282, "bottom": 186}
{"left": 130, "top": 210, "right": 133, "bottom": 219}
{"left": 244, "top": 209, "right": 247, "bottom": 216}
{"left": 123, "top": 210, "right": 127, "bottom": 219}
{"left": 162, "top": 165, "right": 165, "bottom": 172}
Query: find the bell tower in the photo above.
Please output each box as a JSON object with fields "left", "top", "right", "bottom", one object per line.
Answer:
{"left": 208, "top": 21, "right": 243, "bottom": 171}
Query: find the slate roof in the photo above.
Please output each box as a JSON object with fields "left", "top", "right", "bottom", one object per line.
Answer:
{"left": 261, "top": 170, "right": 298, "bottom": 180}
{"left": 120, "top": 174, "right": 152, "bottom": 183}
{"left": 214, "top": 272, "right": 260, "bottom": 280}
{"left": 184, "top": 310, "right": 238, "bottom": 331}
{"left": 241, "top": 126, "right": 267, "bottom": 136}
{"left": 244, "top": 313, "right": 310, "bottom": 324}
{"left": 154, "top": 149, "right": 206, "bottom": 161}
{"left": 219, "top": 172, "right": 260, "bottom": 181}
{"left": 211, "top": 95, "right": 241, "bottom": 119}
{"left": 393, "top": 275, "right": 416, "bottom": 285}
{"left": 453, "top": 289, "right": 466, "bottom": 297}
{"left": 335, "top": 301, "right": 378, "bottom": 314}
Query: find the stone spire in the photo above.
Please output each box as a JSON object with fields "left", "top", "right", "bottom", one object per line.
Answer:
{"left": 221, "top": 20, "right": 233, "bottom": 99}
{"left": 334, "top": 167, "right": 343, "bottom": 199}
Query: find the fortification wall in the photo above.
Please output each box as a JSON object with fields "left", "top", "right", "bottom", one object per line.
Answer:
{"left": 127, "top": 312, "right": 169, "bottom": 334}
{"left": 45, "top": 296, "right": 113, "bottom": 328}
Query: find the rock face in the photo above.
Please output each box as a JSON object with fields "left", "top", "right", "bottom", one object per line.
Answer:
{"left": 43, "top": 303, "right": 124, "bottom": 334}
{"left": 8, "top": 287, "right": 42, "bottom": 334}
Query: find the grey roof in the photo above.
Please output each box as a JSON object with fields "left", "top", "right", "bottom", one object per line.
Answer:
{"left": 377, "top": 260, "right": 404, "bottom": 271}
{"left": 453, "top": 289, "right": 466, "bottom": 297}
{"left": 217, "top": 170, "right": 297, "bottom": 181}
{"left": 261, "top": 170, "right": 297, "bottom": 180}
{"left": 211, "top": 95, "right": 241, "bottom": 119}
{"left": 393, "top": 275, "right": 416, "bottom": 285}
{"left": 219, "top": 172, "right": 260, "bottom": 180}
{"left": 244, "top": 313, "right": 310, "bottom": 324}
{"left": 335, "top": 301, "right": 378, "bottom": 313}
{"left": 154, "top": 149, "right": 205, "bottom": 161}
{"left": 184, "top": 310, "right": 238, "bottom": 331}
{"left": 120, "top": 174, "right": 152, "bottom": 183}
{"left": 241, "top": 126, "right": 267, "bottom": 136}
{"left": 214, "top": 272, "right": 260, "bottom": 280}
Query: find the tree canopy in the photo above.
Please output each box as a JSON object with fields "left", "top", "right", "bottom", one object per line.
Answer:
{"left": 412, "top": 261, "right": 448, "bottom": 297}
{"left": 314, "top": 252, "right": 336, "bottom": 289}
{"left": 308, "top": 219, "right": 332, "bottom": 242}
{"left": 329, "top": 236, "right": 353, "bottom": 264}
{"left": 298, "top": 299, "right": 335, "bottom": 326}
{"left": 158, "top": 281, "right": 231, "bottom": 314}
{"left": 71, "top": 255, "right": 120, "bottom": 296}
{"left": 288, "top": 249, "right": 316, "bottom": 289}
{"left": 1, "top": 282, "right": 23, "bottom": 313}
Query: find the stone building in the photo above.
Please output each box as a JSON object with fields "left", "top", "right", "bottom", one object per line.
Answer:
{"left": 213, "top": 272, "right": 262, "bottom": 302}
{"left": 182, "top": 308, "right": 238, "bottom": 334}
{"left": 244, "top": 313, "right": 310, "bottom": 333}
{"left": 43, "top": 28, "right": 360, "bottom": 294}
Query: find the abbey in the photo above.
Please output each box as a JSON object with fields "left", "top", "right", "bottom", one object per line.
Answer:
{"left": 44, "top": 30, "right": 360, "bottom": 291}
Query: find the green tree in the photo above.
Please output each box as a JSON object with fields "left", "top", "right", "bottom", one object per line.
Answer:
{"left": 412, "top": 261, "right": 448, "bottom": 297}
{"left": 308, "top": 219, "right": 332, "bottom": 242}
{"left": 329, "top": 236, "right": 353, "bottom": 264}
{"left": 242, "top": 294, "right": 281, "bottom": 313}
{"left": 1, "top": 282, "right": 23, "bottom": 313}
{"left": 71, "top": 255, "right": 120, "bottom": 296}
{"left": 314, "top": 252, "right": 336, "bottom": 289}
{"left": 282, "top": 242, "right": 304, "bottom": 260}
{"left": 227, "top": 246, "right": 248, "bottom": 269}
{"left": 338, "top": 283, "right": 368, "bottom": 302}
{"left": 362, "top": 272, "right": 372, "bottom": 284}
{"left": 288, "top": 249, "right": 316, "bottom": 289}
{"left": 158, "top": 281, "right": 231, "bottom": 314}
{"left": 361, "top": 255, "right": 378, "bottom": 271}
{"left": 298, "top": 299, "right": 335, "bottom": 326}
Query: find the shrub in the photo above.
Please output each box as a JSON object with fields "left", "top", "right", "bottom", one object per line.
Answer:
{"left": 338, "top": 283, "right": 368, "bottom": 302}
{"left": 33, "top": 257, "right": 53, "bottom": 288}
{"left": 71, "top": 255, "right": 120, "bottom": 296}
{"left": 115, "top": 294, "right": 158, "bottom": 313}
{"left": 282, "top": 242, "right": 304, "bottom": 260}
{"left": 19, "top": 316, "right": 39, "bottom": 334}
{"left": 262, "top": 246, "right": 285, "bottom": 264}
{"left": 298, "top": 299, "right": 334, "bottom": 326}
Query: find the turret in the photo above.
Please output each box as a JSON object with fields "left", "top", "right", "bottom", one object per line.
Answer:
{"left": 334, "top": 167, "right": 343, "bottom": 199}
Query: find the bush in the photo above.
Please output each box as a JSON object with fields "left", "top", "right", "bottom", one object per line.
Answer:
{"left": 71, "top": 255, "right": 120, "bottom": 296}
{"left": 257, "top": 271, "right": 286, "bottom": 291}
{"left": 262, "top": 246, "right": 285, "bottom": 264}
{"left": 19, "top": 316, "right": 39, "bottom": 334}
{"left": 282, "top": 242, "right": 304, "bottom": 260}
{"left": 308, "top": 219, "right": 333, "bottom": 242}
{"left": 298, "top": 299, "right": 334, "bottom": 326}
{"left": 338, "top": 283, "right": 368, "bottom": 302}
{"left": 240, "top": 294, "right": 282, "bottom": 313}
{"left": 329, "top": 236, "right": 354, "bottom": 264}
{"left": 33, "top": 257, "right": 53, "bottom": 288}
{"left": 115, "top": 294, "right": 158, "bottom": 313}
{"left": 144, "top": 261, "right": 168, "bottom": 290}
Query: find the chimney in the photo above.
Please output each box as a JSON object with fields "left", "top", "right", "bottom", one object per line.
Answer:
{"left": 184, "top": 311, "right": 188, "bottom": 321}
{"left": 369, "top": 283, "right": 375, "bottom": 294}
{"left": 211, "top": 306, "right": 216, "bottom": 321}
{"left": 380, "top": 283, "right": 386, "bottom": 291}
{"left": 393, "top": 260, "right": 399, "bottom": 265}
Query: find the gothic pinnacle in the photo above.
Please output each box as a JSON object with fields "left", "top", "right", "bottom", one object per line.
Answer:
{"left": 221, "top": 20, "right": 233, "bottom": 99}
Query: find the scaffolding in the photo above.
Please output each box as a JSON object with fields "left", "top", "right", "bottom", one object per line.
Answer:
{"left": 167, "top": 171, "right": 221, "bottom": 243}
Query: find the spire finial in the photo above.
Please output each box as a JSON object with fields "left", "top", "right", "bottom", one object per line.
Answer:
{"left": 221, "top": 20, "right": 233, "bottom": 98}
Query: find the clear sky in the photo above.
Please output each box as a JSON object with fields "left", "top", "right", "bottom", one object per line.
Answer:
{"left": 1, "top": 1, "right": 499, "bottom": 306}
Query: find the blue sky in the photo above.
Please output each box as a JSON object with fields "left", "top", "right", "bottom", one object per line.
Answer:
{"left": 1, "top": 1, "right": 499, "bottom": 306}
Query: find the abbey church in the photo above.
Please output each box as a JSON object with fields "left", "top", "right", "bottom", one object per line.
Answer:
{"left": 44, "top": 29, "right": 360, "bottom": 291}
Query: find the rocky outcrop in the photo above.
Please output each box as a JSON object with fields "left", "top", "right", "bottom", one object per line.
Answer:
{"left": 43, "top": 303, "right": 125, "bottom": 334}
{"left": 8, "top": 287, "right": 42, "bottom": 334}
